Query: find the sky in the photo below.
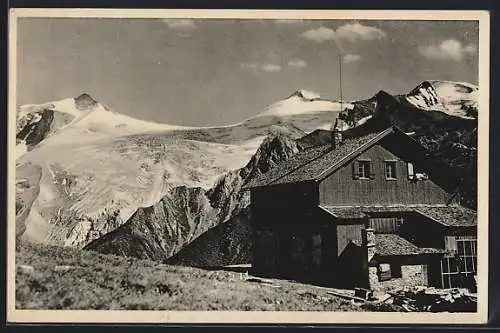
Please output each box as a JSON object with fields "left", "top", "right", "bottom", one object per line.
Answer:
{"left": 17, "top": 18, "right": 479, "bottom": 126}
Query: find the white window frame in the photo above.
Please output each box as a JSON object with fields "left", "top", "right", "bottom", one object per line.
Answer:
{"left": 440, "top": 236, "right": 477, "bottom": 288}
{"left": 384, "top": 160, "right": 397, "bottom": 180}
{"left": 358, "top": 160, "right": 371, "bottom": 179}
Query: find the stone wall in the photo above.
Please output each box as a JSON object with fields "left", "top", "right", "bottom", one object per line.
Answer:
{"left": 401, "top": 264, "right": 428, "bottom": 287}
{"left": 369, "top": 264, "right": 429, "bottom": 292}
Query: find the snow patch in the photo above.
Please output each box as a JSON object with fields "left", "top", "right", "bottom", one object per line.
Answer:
{"left": 15, "top": 142, "right": 27, "bottom": 160}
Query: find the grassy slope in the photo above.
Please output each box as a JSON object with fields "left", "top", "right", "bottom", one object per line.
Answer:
{"left": 15, "top": 241, "right": 373, "bottom": 311}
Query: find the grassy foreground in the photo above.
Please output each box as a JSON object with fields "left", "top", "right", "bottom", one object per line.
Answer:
{"left": 15, "top": 241, "right": 375, "bottom": 311}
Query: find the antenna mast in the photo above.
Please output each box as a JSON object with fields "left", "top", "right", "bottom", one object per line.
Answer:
{"left": 339, "top": 54, "right": 343, "bottom": 113}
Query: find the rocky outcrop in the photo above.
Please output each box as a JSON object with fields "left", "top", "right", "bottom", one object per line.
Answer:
{"left": 167, "top": 207, "right": 252, "bottom": 267}
{"left": 84, "top": 186, "right": 219, "bottom": 260}
{"left": 74, "top": 93, "right": 99, "bottom": 111}
{"left": 16, "top": 108, "right": 56, "bottom": 149}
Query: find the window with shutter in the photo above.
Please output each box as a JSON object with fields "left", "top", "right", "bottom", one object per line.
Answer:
{"left": 385, "top": 160, "right": 397, "bottom": 180}
{"left": 352, "top": 162, "right": 359, "bottom": 179}
{"left": 407, "top": 162, "right": 414, "bottom": 180}
{"left": 357, "top": 160, "right": 371, "bottom": 179}
{"left": 368, "top": 161, "right": 375, "bottom": 179}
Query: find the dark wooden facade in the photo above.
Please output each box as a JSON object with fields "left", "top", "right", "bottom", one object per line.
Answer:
{"left": 318, "top": 143, "right": 458, "bottom": 206}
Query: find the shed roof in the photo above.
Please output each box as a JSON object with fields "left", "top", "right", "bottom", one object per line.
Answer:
{"left": 375, "top": 234, "right": 445, "bottom": 256}
{"left": 414, "top": 205, "right": 477, "bottom": 227}
{"left": 319, "top": 205, "right": 477, "bottom": 228}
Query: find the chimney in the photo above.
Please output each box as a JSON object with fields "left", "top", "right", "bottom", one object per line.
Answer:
{"left": 334, "top": 127, "right": 343, "bottom": 145}
{"left": 331, "top": 119, "right": 343, "bottom": 148}
{"left": 362, "top": 228, "right": 376, "bottom": 263}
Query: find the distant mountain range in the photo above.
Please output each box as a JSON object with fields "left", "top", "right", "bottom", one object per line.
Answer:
{"left": 15, "top": 80, "right": 478, "bottom": 265}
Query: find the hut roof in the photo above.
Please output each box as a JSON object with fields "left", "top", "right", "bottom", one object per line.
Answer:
{"left": 375, "top": 234, "right": 445, "bottom": 256}
{"left": 246, "top": 127, "right": 395, "bottom": 188}
{"left": 319, "top": 205, "right": 477, "bottom": 228}
{"left": 414, "top": 205, "right": 477, "bottom": 227}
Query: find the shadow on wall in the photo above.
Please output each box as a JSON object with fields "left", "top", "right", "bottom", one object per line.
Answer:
{"left": 333, "top": 241, "right": 368, "bottom": 289}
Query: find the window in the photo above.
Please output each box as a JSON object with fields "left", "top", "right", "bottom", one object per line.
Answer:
{"left": 369, "top": 217, "right": 404, "bottom": 233}
{"left": 357, "top": 160, "right": 371, "bottom": 179}
{"left": 353, "top": 159, "right": 374, "bottom": 180}
{"left": 440, "top": 236, "right": 477, "bottom": 288}
{"left": 378, "top": 263, "right": 392, "bottom": 281}
{"left": 391, "top": 264, "right": 402, "bottom": 278}
{"left": 385, "top": 161, "right": 397, "bottom": 180}
{"left": 378, "top": 263, "right": 402, "bottom": 281}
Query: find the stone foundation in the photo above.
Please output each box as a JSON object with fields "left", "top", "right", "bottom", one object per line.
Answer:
{"left": 368, "top": 264, "right": 429, "bottom": 292}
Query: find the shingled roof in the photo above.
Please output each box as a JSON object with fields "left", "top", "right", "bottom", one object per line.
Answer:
{"left": 320, "top": 205, "right": 413, "bottom": 219}
{"left": 245, "top": 144, "right": 332, "bottom": 188}
{"left": 375, "top": 234, "right": 445, "bottom": 256}
{"left": 246, "top": 127, "right": 394, "bottom": 188}
{"left": 414, "top": 205, "right": 477, "bottom": 227}
{"left": 320, "top": 205, "right": 477, "bottom": 227}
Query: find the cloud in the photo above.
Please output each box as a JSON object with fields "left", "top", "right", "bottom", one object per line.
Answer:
{"left": 161, "top": 19, "right": 197, "bottom": 31}
{"left": 299, "top": 22, "right": 386, "bottom": 44}
{"left": 287, "top": 59, "right": 307, "bottom": 68}
{"left": 299, "top": 26, "right": 336, "bottom": 43}
{"left": 260, "top": 64, "right": 282, "bottom": 73}
{"left": 419, "top": 39, "right": 477, "bottom": 61}
{"left": 343, "top": 54, "right": 361, "bottom": 63}
{"left": 335, "top": 22, "right": 386, "bottom": 42}
{"left": 240, "top": 63, "right": 282, "bottom": 73}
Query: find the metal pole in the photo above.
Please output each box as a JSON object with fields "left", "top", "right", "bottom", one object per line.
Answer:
{"left": 339, "top": 54, "right": 343, "bottom": 112}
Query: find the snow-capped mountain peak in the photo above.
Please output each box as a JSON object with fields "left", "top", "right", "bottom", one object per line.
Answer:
{"left": 255, "top": 89, "right": 352, "bottom": 119}
{"left": 16, "top": 93, "right": 195, "bottom": 154}
{"left": 74, "top": 93, "right": 99, "bottom": 110}
{"left": 287, "top": 89, "right": 321, "bottom": 101}
{"left": 405, "top": 80, "right": 478, "bottom": 119}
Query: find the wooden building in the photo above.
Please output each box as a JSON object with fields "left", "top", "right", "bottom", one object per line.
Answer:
{"left": 244, "top": 126, "right": 477, "bottom": 291}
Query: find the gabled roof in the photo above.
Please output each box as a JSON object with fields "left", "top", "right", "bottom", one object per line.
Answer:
{"left": 246, "top": 127, "right": 395, "bottom": 188}
{"left": 375, "top": 234, "right": 445, "bottom": 256}
{"left": 319, "top": 205, "right": 477, "bottom": 227}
